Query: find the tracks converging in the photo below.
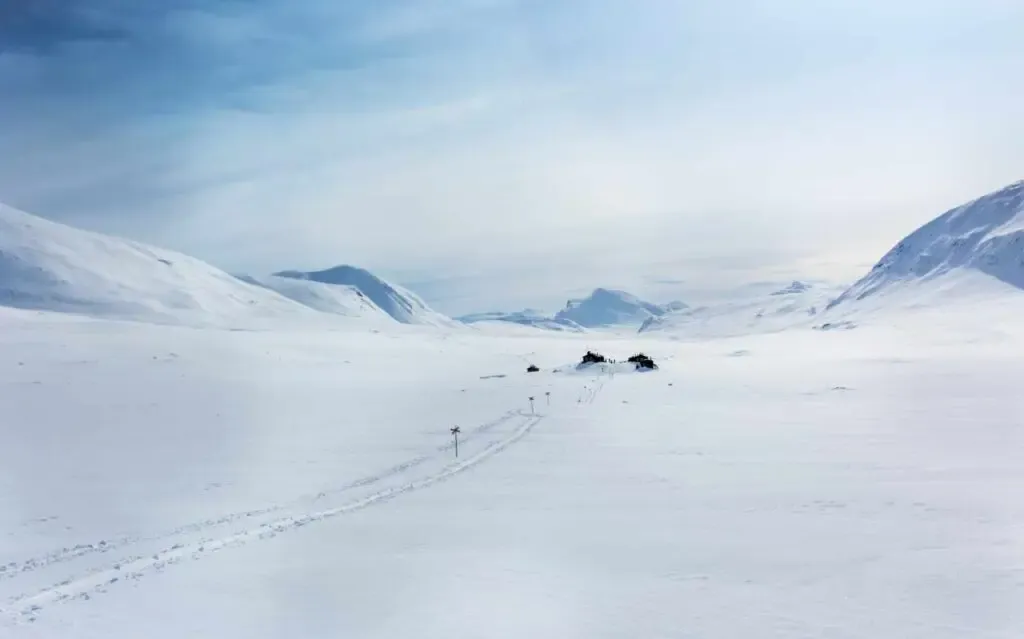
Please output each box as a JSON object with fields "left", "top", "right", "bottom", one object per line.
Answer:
{"left": 1, "top": 376, "right": 609, "bottom": 626}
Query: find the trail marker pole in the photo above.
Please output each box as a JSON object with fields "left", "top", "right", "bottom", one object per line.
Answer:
{"left": 545, "top": 391, "right": 551, "bottom": 406}
{"left": 450, "top": 426, "right": 461, "bottom": 458}
{"left": 528, "top": 396, "right": 535, "bottom": 414}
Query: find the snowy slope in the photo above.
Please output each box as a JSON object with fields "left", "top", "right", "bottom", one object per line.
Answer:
{"left": 639, "top": 280, "right": 843, "bottom": 338}
{"left": 238, "top": 274, "right": 391, "bottom": 321}
{"left": 829, "top": 180, "right": 1024, "bottom": 308}
{"left": 0, "top": 202, "right": 334, "bottom": 327}
{"left": 1, "top": 301, "right": 1023, "bottom": 638}
{"left": 274, "top": 265, "right": 456, "bottom": 327}
{"left": 553, "top": 288, "right": 685, "bottom": 328}
{"left": 458, "top": 309, "right": 585, "bottom": 332}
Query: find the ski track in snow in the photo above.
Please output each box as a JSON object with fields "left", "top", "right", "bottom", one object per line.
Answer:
{"left": 1, "top": 378, "right": 608, "bottom": 624}
{"left": 0, "top": 409, "right": 521, "bottom": 586}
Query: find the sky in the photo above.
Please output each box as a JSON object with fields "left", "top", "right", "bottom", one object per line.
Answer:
{"left": 1, "top": 0, "right": 1022, "bottom": 314}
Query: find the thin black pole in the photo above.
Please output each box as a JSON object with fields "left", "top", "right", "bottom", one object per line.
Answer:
{"left": 451, "top": 426, "right": 461, "bottom": 458}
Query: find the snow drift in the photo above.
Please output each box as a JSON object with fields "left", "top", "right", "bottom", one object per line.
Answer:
{"left": 274, "top": 265, "right": 455, "bottom": 327}
{"left": 829, "top": 180, "right": 1024, "bottom": 308}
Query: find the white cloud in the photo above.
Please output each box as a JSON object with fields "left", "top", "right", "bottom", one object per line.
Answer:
{"left": 1, "top": 0, "right": 1022, "bottom": 312}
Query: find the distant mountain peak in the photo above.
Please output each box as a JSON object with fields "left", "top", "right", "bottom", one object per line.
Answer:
{"left": 0, "top": 201, "right": 449, "bottom": 329}
{"left": 554, "top": 288, "right": 685, "bottom": 328}
{"left": 273, "top": 265, "right": 454, "bottom": 326}
{"left": 770, "top": 281, "right": 812, "bottom": 296}
{"left": 459, "top": 288, "right": 685, "bottom": 331}
{"left": 457, "top": 309, "right": 585, "bottom": 332}
{"left": 0, "top": 202, "right": 346, "bottom": 326}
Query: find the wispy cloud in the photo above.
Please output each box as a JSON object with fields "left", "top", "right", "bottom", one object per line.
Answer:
{"left": 1, "top": 0, "right": 1022, "bottom": 313}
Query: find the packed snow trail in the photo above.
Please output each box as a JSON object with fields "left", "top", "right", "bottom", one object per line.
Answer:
{"left": 1, "top": 377, "right": 609, "bottom": 625}
{"left": 0, "top": 409, "right": 522, "bottom": 585}
{"left": 1, "top": 412, "right": 540, "bottom": 622}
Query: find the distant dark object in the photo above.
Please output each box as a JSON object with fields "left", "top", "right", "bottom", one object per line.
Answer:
{"left": 527, "top": 364, "right": 540, "bottom": 373}
{"left": 627, "top": 352, "right": 657, "bottom": 370}
{"left": 580, "top": 350, "right": 607, "bottom": 365}
{"left": 814, "top": 321, "right": 857, "bottom": 332}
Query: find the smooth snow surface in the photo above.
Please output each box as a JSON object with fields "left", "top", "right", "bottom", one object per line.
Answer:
{"left": 831, "top": 180, "right": 1024, "bottom": 306}
{"left": 2, "top": 292, "right": 1023, "bottom": 638}
{"left": 274, "top": 265, "right": 456, "bottom": 327}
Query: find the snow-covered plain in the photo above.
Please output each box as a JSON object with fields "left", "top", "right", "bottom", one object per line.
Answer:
{"left": 2, "top": 294, "right": 1023, "bottom": 638}
{"left": 3, "top": 182, "right": 1024, "bottom": 637}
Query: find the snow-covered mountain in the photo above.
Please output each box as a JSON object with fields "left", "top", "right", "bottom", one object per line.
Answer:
{"left": 462, "top": 289, "right": 685, "bottom": 331}
{"left": 639, "top": 280, "right": 844, "bottom": 338}
{"left": 829, "top": 180, "right": 1024, "bottom": 308}
{"left": 273, "top": 265, "right": 456, "bottom": 327}
{"left": 458, "top": 309, "right": 585, "bottom": 332}
{"left": 237, "top": 274, "right": 387, "bottom": 320}
{"left": 770, "top": 280, "right": 812, "bottom": 296}
{"left": 0, "top": 201, "right": 451, "bottom": 329}
{"left": 0, "top": 202, "right": 344, "bottom": 326}
{"left": 553, "top": 288, "right": 686, "bottom": 328}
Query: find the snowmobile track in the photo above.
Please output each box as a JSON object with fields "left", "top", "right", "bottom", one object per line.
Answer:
{"left": 1, "top": 409, "right": 543, "bottom": 623}
{"left": 0, "top": 409, "right": 522, "bottom": 586}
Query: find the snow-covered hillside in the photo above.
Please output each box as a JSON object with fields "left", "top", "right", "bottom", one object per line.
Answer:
{"left": 274, "top": 265, "right": 456, "bottom": 327}
{"left": 553, "top": 288, "right": 685, "bottom": 328}
{"left": 0, "top": 203, "right": 331, "bottom": 327}
{"left": 640, "top": 280, "right": 843, "bottom": 339}
{"left": 238, "top": 274, "right": 389, "bottom": 321}
{"left": 458, "top": 309, "right": 585, "bottom": 332}
{"left": 830, "top": 180, "right": 1024, "bottom": 308}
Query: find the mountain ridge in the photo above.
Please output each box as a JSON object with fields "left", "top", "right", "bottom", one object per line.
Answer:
{"left": 829, "top": 179, "right": 1024, "bottom": 308}
{"left": 0, "top": 201, "right": 448, "bottom": 328}
{"left": 273, "top": 265, "right": 456, "bottom": 327}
